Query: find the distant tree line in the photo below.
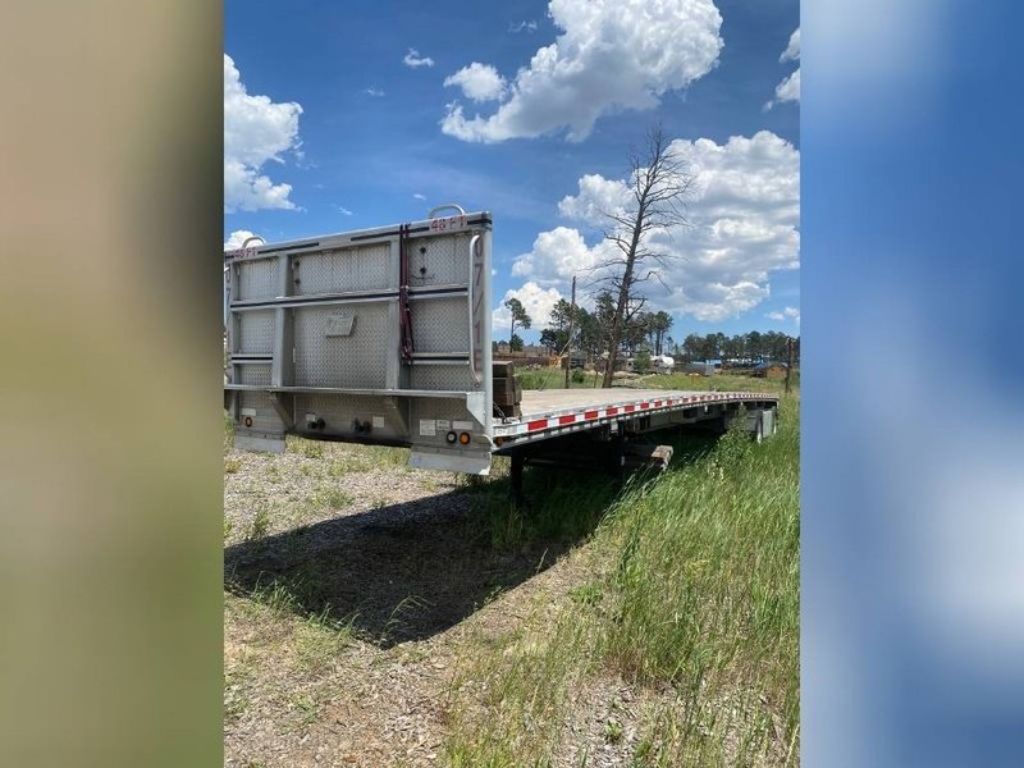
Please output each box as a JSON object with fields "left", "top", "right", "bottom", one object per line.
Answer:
{"left": 678, "top": 331, "right": 799, "bottom": 365}
{"left": 529, "top": 294, "right": 799, "bottom": 366}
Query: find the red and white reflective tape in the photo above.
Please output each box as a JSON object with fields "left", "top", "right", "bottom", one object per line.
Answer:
{"left": 494, "top": 391, "right": 777, "bottom": 439}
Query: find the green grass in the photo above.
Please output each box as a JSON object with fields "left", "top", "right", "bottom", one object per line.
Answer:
{"left": 516, "top": 367, "right": 601, "bottom": 390}
{"left": 640, "top": 371, "right": 796, "bottom": 395}
{"left": 278, "top": 435, "right": 412, "bottom": 474}
{"left": 364, "top": 444, "right": 411, "bottom": 468}
{"left": 514, "top": 366, "right": 796, "bottom": 396}
{"left": 223, "top": 666, "right": 251, "bottom": 724}
{"left": 444, "top": 395, "right": 800, "bottom": 766}
{"left": 247, "top": 503, "right": 271, "bottom": 540}
{"left": 223, "top": 578, "right": 357, "bottom": 740}
{"left": 293, "top": 611, "right": 355, "bottom": 672}
{"left": 297, "top": 440, "right": 325, "bottom": 459}
{"left": 604, "top": 718, "right": 624, "bottom": 744}
{"left": 235, "top": 577, "right": 357, "bottom": 658}
{"left": 224, "top": 411, "right": 235, "bottom": 453}
{"left": 466, "top": 467, "right": 620, "bottom": 551}
{"left": 313, "top": 487, "right": 352, "bottom": 511}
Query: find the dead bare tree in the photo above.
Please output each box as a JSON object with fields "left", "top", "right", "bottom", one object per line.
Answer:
{"left": 597, "top": 126, "right": 694, "bottom": 387}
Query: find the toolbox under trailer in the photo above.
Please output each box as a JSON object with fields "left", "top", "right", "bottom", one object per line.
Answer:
{"left": 224, "top": 208, "right": 779, "bottom": 486}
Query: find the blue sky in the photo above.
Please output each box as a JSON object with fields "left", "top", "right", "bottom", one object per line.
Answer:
{"left": 225, "top": 0, "right": 800, "bottom": 344}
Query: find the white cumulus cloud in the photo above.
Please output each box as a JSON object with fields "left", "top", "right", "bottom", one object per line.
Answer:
{"left": 509, "top": 20, "right": 539, "bottom": 34}
{"left": 767, "top": 306, "right": 800, "bottom": 323}
{"left": 511, "top": 131, "right": 800, "bottom": 322}
{"left": 771, "top": 68, "right": 800, "bottom": 106}
{"left": 441, "top": 0, "right": 723, "bottom": 143}
{"left": 780, "top": 28, "right": 800, "bottom": 62}
{"left": 364, "top": 87, "right": 386, "bottom": 97}
{"left": 224, "top": 230, "right": 261, "bottom": 251}
{"left": 511, "top": 226, "right": 612, "bottom": 284}
{"left": 403, "top": 48, "right": 434, "bottom": 68}
{"left": 444, "top": 63, "right": 508, "bottom": 103}
{"left": 557, "top": 174, "right": 633, "bottom": 222}
{"left": 224, "top": 55, "right": 303, "bottom": 213}
{"left": 766, "top": 28, "right": 800, "bottom": 109}
{"left": 492, "top": 282, "right": 564, "bottom": 331}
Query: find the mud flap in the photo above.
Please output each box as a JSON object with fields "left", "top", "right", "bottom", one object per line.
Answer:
{"left": 234, "top": 434, "right": 286, "bottom": 454}
{"left": 409, "top": 448, "right": 491, "bottom": 475}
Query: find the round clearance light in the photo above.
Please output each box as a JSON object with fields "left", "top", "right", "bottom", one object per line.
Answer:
{"left": 458, "top": 432, "right": 471, "bottom": 445}
{"left": 445, "top": 431, "right": 457, "bottom": 444}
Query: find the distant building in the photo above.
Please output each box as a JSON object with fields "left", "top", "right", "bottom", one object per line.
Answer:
{"left": 752, "top": 362, "right": 788, "bottom": 380}
{"left": 651, "top": 354, "right": 675, "bottom": 373}
{"left": 493, "top": 342, "right": 548, "bottom": 357}
{"left": 493, "top": 341, "right": 556, "bottom": 366}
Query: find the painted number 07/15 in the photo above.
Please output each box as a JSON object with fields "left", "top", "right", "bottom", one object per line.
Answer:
{"left": 429, "top": 215, "right": 467, "bottom": 232}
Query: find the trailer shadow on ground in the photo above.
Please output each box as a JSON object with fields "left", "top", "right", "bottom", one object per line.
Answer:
{"left": 224, "top": 434, "right": 719, "bottom": 649}
{"left": 224, "top": 474, "right": 610, "bottom": 648}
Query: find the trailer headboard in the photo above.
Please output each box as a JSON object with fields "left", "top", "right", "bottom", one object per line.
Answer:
{"left": 224, "top": 210, "right": 494, "bottom": 474}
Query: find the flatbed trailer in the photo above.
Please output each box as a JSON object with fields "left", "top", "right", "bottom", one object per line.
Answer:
{"left": 224, "top": 207, "right": 779, "bottom": 481}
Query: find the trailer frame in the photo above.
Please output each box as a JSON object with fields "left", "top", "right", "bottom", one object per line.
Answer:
{"left": 224, "top": 209, "right": 780, "bottom": 476}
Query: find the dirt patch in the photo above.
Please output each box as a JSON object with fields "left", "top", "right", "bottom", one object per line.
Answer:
{"left": 224, "top": 439, "right": 601, "bottom": 767}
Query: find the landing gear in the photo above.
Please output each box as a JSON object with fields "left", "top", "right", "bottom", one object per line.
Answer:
{"left": 606, "top": 431, "right": 626, "bottom": 485}
{"left": 509, "top": 450, "right": 525, "bottom": 507}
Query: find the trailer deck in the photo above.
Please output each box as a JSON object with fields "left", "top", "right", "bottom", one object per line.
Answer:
{"left": 494, "top": 388, "right": 779, "bottom": 448}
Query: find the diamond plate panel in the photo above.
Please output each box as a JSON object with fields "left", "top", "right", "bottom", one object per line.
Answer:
{"left": 411, "top": 297, "right": 470, "bottom": 353}
{"left": 413, "top": 397, "right": 475, "bottom": 422}
{"left": 236, "top": 363, "right": 271, "bottom": 386}
{"left": 407, "top": 234, "right": 470, "bottom": 288}
{"left": 236, "top": 311, "right": 275, "bottom": 354}
{"left": 293, "top": 243, "right": 391, "bottom": 295}
{"left": 293, "top": 303, "right": 389, "bottom": 388}
{"left": 410, "top": 364, "right": 478, "bottom": 391}
{"left": 236, "top": 258, "right": 279, "bottom": 301}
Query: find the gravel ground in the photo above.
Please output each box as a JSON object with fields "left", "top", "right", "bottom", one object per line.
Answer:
{"left": 224, "top": 437, "right": 603, "bottom": 767}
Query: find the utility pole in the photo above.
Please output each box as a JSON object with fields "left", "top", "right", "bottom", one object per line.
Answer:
{"left": 785, "top": 337, "right": 794, "bottom": 394}
{"left": 564, "top": 275, "right": 576, "bottom": 389}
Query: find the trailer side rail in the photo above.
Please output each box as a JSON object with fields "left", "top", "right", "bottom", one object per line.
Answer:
{"left": 493, "top": 390, "right": 779, "bottom": 448}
